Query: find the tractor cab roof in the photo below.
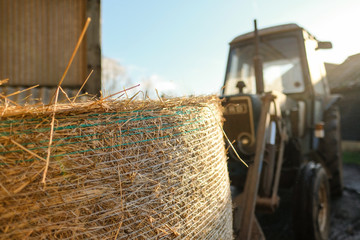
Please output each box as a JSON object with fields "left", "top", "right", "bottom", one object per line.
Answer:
{"left": 230, "top": 23, "right": 311, "bottom": 46}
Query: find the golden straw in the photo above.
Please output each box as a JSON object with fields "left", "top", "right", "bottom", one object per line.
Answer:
{"left": 5, "top": 85, "right": 39, "bottom": 98}
{"left": 43, "top": 17, "right": 92, "bottom": 184}
{"left": 50, "top": 17, "right": 91, "bottom": 104}
{"left": 73, "top": 70, "right": 94, "bottom": 103}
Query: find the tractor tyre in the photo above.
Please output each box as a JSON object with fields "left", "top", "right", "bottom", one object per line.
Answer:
{"left": 293, "top": 162, "right": 330, "bottom": 240}
{"left": 318, "top": 106, "right": 343, "bottom": 196}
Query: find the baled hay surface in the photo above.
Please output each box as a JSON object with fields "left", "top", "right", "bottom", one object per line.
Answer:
{"left": 0, "top": 96, "right": 233, "bottom": 239}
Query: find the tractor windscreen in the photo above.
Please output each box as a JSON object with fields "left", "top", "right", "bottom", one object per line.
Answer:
{"left": 224, "top": 35, "right": 305, "bottom": 95}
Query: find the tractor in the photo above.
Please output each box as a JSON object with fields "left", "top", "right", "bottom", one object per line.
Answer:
{"left": 221, "top": 21, "right": 343, "bottom": 240}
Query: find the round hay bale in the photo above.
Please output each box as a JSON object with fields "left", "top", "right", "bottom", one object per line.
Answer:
{"left": 0, "top": 96, "right": 233, "bottom": 239}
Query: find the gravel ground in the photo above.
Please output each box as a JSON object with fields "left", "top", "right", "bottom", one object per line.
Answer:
{"left": 329, "top": 164, "right": 360, "bottom": 240}
{"left": 257, "top": 163, "right": 360, "bottom": 240}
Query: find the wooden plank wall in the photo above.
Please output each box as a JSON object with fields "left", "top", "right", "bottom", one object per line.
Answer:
{"left": 0, "top": 0, "right": 88, "bottom": 87}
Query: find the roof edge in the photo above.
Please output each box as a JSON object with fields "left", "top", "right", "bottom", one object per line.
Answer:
{"left": 230, "top": 23, "right": 303, "bottom": 45}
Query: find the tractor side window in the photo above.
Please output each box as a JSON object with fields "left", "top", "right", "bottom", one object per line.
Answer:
{"left": 305, "top": 39, "right": 328, "bottom": 95}
{"left": 261, "top": 37, "right": 305, "bottom": 94}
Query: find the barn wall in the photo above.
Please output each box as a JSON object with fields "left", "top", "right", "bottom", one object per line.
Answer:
{"left": 0, "top": 0, "right": 100, "bottom": 92}
{"left": 333, "top": 88, "right": 360, "bottom": 141}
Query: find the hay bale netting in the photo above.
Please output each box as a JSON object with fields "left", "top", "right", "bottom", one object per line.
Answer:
{"left": 0, "top": 96, "right": 233, "bottom": 239}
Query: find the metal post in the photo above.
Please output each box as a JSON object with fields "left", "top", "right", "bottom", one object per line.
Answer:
{"left": 253, "top": 19, "right": 264, "bottom": 94}
{"left": 236, "top": 93, "right": 274, "bottom": 240}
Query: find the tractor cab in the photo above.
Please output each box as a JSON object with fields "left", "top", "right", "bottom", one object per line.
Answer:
{"left": 223, "top": 23, "right": 332, "bottom": 96}
{"left": 224, "top": 24, "right": 306, "bottom": 96}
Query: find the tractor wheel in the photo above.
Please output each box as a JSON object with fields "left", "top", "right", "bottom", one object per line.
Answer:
{"left": 293, "top": 162, "right": 330, "bottom": 240}
{"left": 318, "top": 106, "right": 343, "bottom": 196}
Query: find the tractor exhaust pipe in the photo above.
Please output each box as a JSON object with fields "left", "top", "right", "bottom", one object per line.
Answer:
{"left": 253, "top": 19, "right": 264, "bottom": 94}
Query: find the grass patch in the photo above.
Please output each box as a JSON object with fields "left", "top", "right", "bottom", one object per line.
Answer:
{"left": 343, "top": 151, "right": 360, "bottom": 165}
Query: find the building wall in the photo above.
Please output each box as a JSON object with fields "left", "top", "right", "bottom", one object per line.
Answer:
{"left": 333, "top": 88, "right": 360, "bottom": 141}
{"left": 0, "top": 0, "right": 101, "bottom": 97}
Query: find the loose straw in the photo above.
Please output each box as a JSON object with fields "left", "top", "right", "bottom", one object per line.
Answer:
{"left": 43, "top": 18, "right": 91, "bottom": 184}
{"left": 72, "top": 70, "right": 94, "bottom": 103}
{"left": 155, "top": 89, "right": 165, "bottom": 105}
{"left": 50, "top": 17, "right": 91, "bottom": 104}
{"left": 203, "top": 104, "right": 248, "bottom": 167}
{"left": 5, "top": 85, "right": 39, "bottom": 98}
{"left": 0, "top": 93, "right": 21, "bottom": 106}
{"left": 58, "top": 86, "right": 72, "bottom": 103}
{"left": 10, "top": 139, "right": 47, "bottom": 163}
{"left": 0, "top": 78, "right": 9, "bottom": 85}
{"left": 100, "top": 84, "right": 141, "bottom": 101}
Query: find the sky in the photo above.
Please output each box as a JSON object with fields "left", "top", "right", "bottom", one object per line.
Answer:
{"left": 101, "top": 0, "right": 360, "bottom": 97}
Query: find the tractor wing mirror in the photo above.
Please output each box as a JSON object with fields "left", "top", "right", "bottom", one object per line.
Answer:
{"left": 316, "top": 41, "right": 332, "bottom": 50}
